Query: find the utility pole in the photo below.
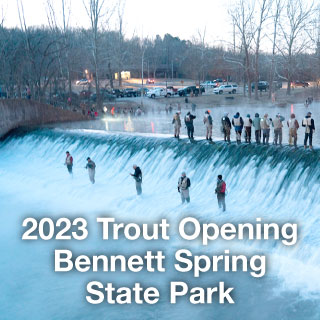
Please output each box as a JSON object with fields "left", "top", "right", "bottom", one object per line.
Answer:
{"left": 141, "top": 48, "right": 145, "bottom": 105}
{"left": 171, "top": 60, "right": 174, "bottom": 80}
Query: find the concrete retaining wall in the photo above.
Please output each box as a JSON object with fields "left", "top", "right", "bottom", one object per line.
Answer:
{"left": 0, "top": 99, "right": 88, "bottom": 138}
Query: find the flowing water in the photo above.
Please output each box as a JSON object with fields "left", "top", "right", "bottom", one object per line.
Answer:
{"left": 1, "top": 123, "right": 320, "bottom": 319}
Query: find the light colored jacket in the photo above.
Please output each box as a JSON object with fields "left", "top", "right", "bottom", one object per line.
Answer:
{"left": 261, "top": 117, "right": 271, "bottom": 130}
{"left": 272, "top": 116, "right": 285, "bottom": 129}
{"left": 173, "top": 114, "right": 181, "bottom": 127}
{"left": 244, "top": 118, "right": 252, "bottom": 127}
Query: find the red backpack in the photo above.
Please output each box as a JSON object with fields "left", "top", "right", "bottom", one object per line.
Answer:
{"left": 221, "top": 181, "right": 226, "bottom": 193}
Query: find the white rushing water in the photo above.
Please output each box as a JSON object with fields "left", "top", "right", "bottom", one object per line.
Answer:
{"left": 0, "top": 128, "right": 320, "bottom": 320}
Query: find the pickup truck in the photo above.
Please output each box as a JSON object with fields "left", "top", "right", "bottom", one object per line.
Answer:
{"left": 147, "top": 87, "right": 174, "bottom": 98}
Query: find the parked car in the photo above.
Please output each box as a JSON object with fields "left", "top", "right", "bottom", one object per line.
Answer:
{"left": 213, "top": 84, "right": 237, "bottom": 94}
{"left": 292, "top": 80, "right": 309, "bottom": 88}
{"left": 178, "top": 86, "right": 205, "bottom": 96}
{"left": 200, "top": 80, "right": 216, "bottom": 88}
{"left": 136, "top": 88, "right": 149, "bottom": 96}
{"left": 272, "top": 81, "right": 282, "bottom": 90}
{"left": 112, "top": 89, "right": 125, "bottom": 98}
{"left": 76, "top": 79, "right": 89, "bottom": 85}
{"left": 147, "top": 87, "right": 174, "bottom": 98}
{"left": 90, "top": 91, "right": 116, "bottom": 102}
{"left": 80, "top": 90, "right": 92, "bottom": 99}
{"left": 124, "top": 88, "right": 138, "bottom": 97}
{"left": 146, "top": 79, "right": 155, "bottom": 84}
{"left": 251, "top": 81, "right": 269, "bottom": 92}
{"left": 166, "top": 86, "right": 178, "bottom": 94}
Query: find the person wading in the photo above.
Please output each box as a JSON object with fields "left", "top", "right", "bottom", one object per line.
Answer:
{"left": 130, "top": 165, "right": 142, "bottom": 195}
{"left": 244, "top": 114, "right": 253, "bottom": 143}
{"left": 178, "top": 172, "right": 191, "bottom": 204}
{"left": 221, "top": 112, "right": 231, "bottom": 143}
{"left": 287, "top": 113, "right": 299, "bottom": 147}
{"left": 215, "top": 175, "right": 226, "bottom": 212}
{"left": 232, "top": 112, "right": 244, "bottom": 144}
{"left": 302, "top": 112, "right": 315, "bottom": 150}
{"left": 252, "top": 113, "right": 261, "bottom": 144}
{"left": 86, "top": 157, "right": 96, "bottom": 184}
{"left": 203, "top": 110, "right": 213, "bottom": 141}
{"left": 261, "top": 114, "right": 272, "bottom": 145}
{"left": 272, "top": 113, "right": 285, "bottom": 146}
{"left": 65, "top": 151, "right": 73, "bottom": 175}
{"left": 172, "top": 112, "right": 181, "bottom": 138}
{"left": 184, "top": 112, "right": 196, "bottom": 140}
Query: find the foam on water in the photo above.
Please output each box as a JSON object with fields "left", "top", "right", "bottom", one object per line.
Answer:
{"left": 1, "top": 128, "right": 320, "bottom": 319}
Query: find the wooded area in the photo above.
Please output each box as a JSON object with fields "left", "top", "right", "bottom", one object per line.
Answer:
{"left": 0, "top": 0, "right": 319, "bottom": 104}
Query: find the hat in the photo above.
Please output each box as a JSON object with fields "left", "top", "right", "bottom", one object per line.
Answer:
{"left": 181, "top": 172, "right": 186, "bottom": 176}
{"left": 307, "top": 112, "right": 312, "bottom": 116}
{"left": 255, "top": 113, "right": 259, "bottom": 117}
{"left": 247, "top": 114, "right": 250, "bottom": 117}
{"left": 87, "top": 157, "right": 90, "bottom": 160}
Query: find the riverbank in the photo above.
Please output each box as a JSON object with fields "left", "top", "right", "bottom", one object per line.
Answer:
{"left": 0, "top": 99, "right": 89, "bottom": 138}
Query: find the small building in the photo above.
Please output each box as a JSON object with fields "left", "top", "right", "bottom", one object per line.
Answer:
{"left": 115, "top": 71, "right": 131, "bottom": 80}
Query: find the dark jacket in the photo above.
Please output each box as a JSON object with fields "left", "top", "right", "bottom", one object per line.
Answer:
{"left": 221, "top": 116, "right": 231, "bottom": 129}
{"left": 86, "top": 160, "right": 96, "bottom": 170}
{"left": 185, "top": 113, "right": 196, "bottom": 127}
{"left": 133, "top": 167, "right": 142, "bottom": 182}
{"left": 178, "top": 177, "right": 191, "bottom": 191}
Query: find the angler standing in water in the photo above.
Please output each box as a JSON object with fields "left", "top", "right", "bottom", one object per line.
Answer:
{"left": 261, "top": 114, "right": 272, "bottom": 145}
{"left": 203, "top": 110, "right": 213, "bottom": 141}
{"left": 130, "top": 164, "right": 142, "bottom": 195}
{"left": 65, "top": 151, "right": 73, "bottom": 174}
{"left": 287, "top": 113, "right": 299, "bottom": 147}
{"left": 215, "top": 175, "right": 226, "bottom": 212}
{"left": 272, "top": 113, "right": 285, "bottom": 146}
{"left": 232, "top": 112, "right": 244, "bottom": 144}
{"left": 178, "top": 172, "right": 191, "bottom": 204}
{"left": 221, "top": 112, "right": 231, "bottom": 143}
{"left": 252, "top": 113, "right": 261, "bottom": 144}
{"left": 244, "top": 114, "right": 253, "bottom": 143}
{"left": 86, "top": 157, "right": 96, "bottom": 184}
{"left": 302, "top": 112, "right": 315, "bottom": 150}
{"left": 172, "top": 112, "right": 181, "bottom": 138}
{"left": 184, "top": 112, "right": 196, "bottom": 140}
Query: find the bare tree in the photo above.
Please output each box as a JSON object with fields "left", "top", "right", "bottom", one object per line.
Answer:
{"left": 253, "top": 0, "right": 271, "bottom": 100}
{"left": 83, "top": 0, "right": 113, "bottom": 107}
{"left": 115, "top": 0, "right": 126, "bottom": 87}
{"left": 229, "top": 0, "right": 255, "bottom": 98}
{"left": 276, "top": 0, "right": 314, "bottom": 95}
{"left": 268, "top": 0, "right": 283, "bottom": 98}
{"left": 46, "top": 0, "right": 73, "bottom": 96}
{"left": 17, "top": 0, "right": 60, "bottom": 102}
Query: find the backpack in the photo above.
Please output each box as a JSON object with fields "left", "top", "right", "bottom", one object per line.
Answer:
{"left": 221, "top": 181, "right": 226, "bottom": 193}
